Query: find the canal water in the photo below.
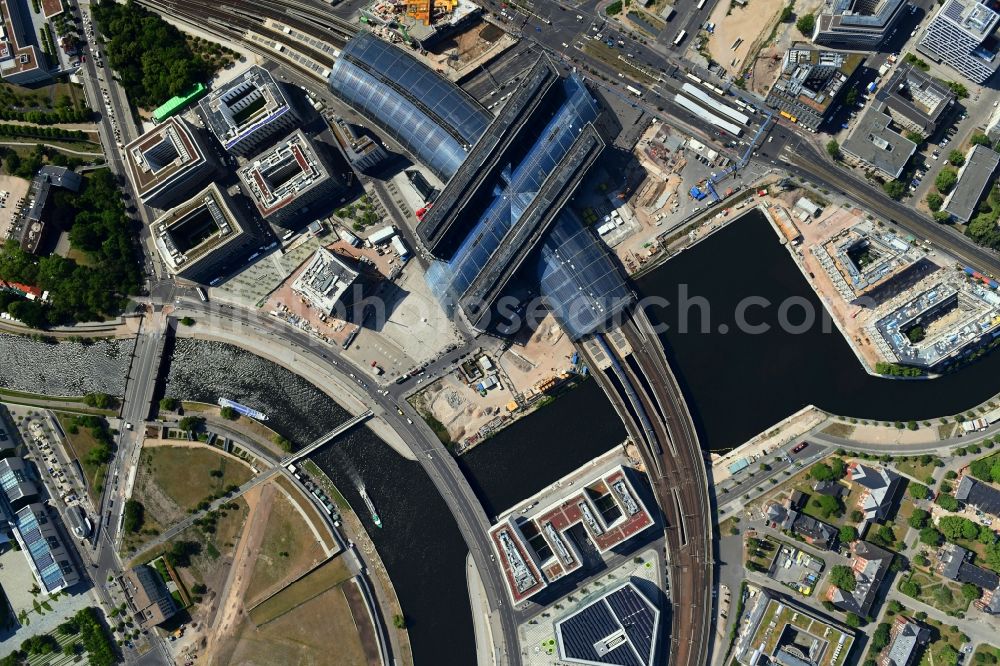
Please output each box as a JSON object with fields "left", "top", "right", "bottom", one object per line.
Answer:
{"left": 0, "top": 333, "right": 135, "bottom": 396}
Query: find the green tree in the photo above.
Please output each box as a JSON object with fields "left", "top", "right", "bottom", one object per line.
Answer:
{"left": 122, "top": 500, "right": 144, "bottom": 533}
{"left": 939, "top": 493, "right": 961, "bottom": 511}
{"left": 936, "top": 168, "right": 958, "bottom": 194}
{"left": 884, "top": 179, "right": 907, "bottom": 199}
{"left": 159, "top": 397, "right": 177, "bottom": 411}
{"left": 826, "top": 139, "right": 841, "bottom": 159}
{"left": 927, "top": 192, "right": 944, "bottom": 212}
{"left": 871, "top": 622, "right": 892, "bottom": 652}
{"left": 779, "top": 3, "right": 793, "bottom": 21}
{"left": 393, "top": 614, "right": 406, "bottom": 629}
{"left": 830, "top": 564, "right": 857, "bottom": 591}
{"left": 970, "top": 133, "right": 993, "bottom": 147}
{"left": 946, "top": 81, "right": 969, "bottom": 98}
{"left": 796, "top": 13, "right": 815, "bottom": 34}
{"left": 906, "top": 130, "right": 925, "bottom": 144}
{"left": 949, "top": 149, "right": 966, "bottom": 166}
{"left": 810, "top": 463, "right": 835, "bottom": 481}
{"left": 839, "top": 525, "right": 858, "bottom": 543}
{"left": 919, "top": 527, "right": 943, "bottom": 546}
{"left": 812, "top": 493, "right": 842, "bottom": 518}
{"left": 179, "top": 316, "right": 195, "bottom": 326}
{"left": 900, "top": 578, "right": 921, "bottom": 597}
{"left": 178, "top": 415, "right": 204, "bottom": 432}
{"left": 219, "top": 406, "right": 238, "bottom": 420}
{"left": 939, "top": 515, "right": 979, "bottom": 541}
{"left": 933, "top": 210, "right": 952, "bottom": 223}
{"left": 845, "top": 612, "right": 863, "bottom": 628}
{"left": 962, "top": 582, "right": 982, "bottom": 600}
{"left": 83, "top": 392, "right": 113, "bottom": 409}
{"left": 908, "top": 508, "right": 931, "bottom": 529}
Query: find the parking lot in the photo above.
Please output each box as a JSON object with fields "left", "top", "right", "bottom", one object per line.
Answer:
{"left": 0, "top": 175, "right": 30, "bottom": 244}
{"left": 768, "top": 542, "right": 825, "bottom": 596}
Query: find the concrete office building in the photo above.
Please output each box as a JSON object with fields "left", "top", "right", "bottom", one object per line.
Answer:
{"left": 199, "top": 66, "right": 300, "bottom": 156}
{"left": 19, "top": 166, "right": 82, "bottom": 254}
{"left": 841, "top": 106, "right": 917, "bottom": 179}
{"left": 152, "top": 183, "right": 258, "bottom": 284}
{"left": 328, "top": 115, "right": 390, "bottom": 173}
{"left": 554, "top": 582, "right": 660, "bottom": 666}
{"left": 766, "top": 45, "right": 864, "bottom": 131}
{"left": 874, "top": 63, "right": 955, "bottom": 136}
{"left": 237, "top": 130, "right": 345, "bottom": 226}
{"left": 124, "top": 117, "right": 216, "bottom": 210}
{"left": 815, "top": 221, "right": 933, "bottom": 306}
{"left": 291, "top": 248, "right": 359, "bottom": 315}
{"left": 0, "top": 0, "right": 49, "bottom": 85}
{"left": 943, "top": 144, "right": 1000, "bottom": 222}
{"left": 918, "top": 0, "right": 1000, "bottom": 83}
{"left": 120, "top": 565, "right": 177, "bottom": 628}
{"left": 813, "top": 0, "right": 907, "bottom": 50}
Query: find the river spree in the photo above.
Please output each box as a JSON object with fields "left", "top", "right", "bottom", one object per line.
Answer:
{"left": 636, "top": 210, "right": 1000, "bottom": 450}
{"left": 161, "top": 339, "right": 475, "bottom": 665}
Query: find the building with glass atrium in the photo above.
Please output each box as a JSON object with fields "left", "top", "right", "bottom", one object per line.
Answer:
{"left": 329, "top": 34, "right": 634, "bottom": 339}
{"left": 327, "top": 31, "right": 491, "bottom": 182}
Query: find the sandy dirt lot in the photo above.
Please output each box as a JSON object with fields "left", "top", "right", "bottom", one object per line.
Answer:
{"left": 708, "top": 0, "right": 788, "bottom": 78}
{"left": 0, "top": 174, "right": 29, "bottom": 243}
{"left": 202, "top": 483, "right": 275, "bottom": 666}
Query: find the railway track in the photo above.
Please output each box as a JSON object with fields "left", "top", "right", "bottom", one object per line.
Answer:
{"left": 580, "top": 312, "right": 714, "bottom": 666}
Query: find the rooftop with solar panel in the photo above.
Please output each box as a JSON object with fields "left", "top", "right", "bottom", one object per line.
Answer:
{"left": 553, "top": 582, "right": 659, "bottom": 666}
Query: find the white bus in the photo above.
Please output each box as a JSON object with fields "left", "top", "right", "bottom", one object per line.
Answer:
{"left": 697, "top": 0, "right": 707, "bottom": 8}
{"left": 195, "top": 287, "right": 208, "bottom": 303}
{"left": 626, "top": 85, "right": 643, "bottom": 97}
{"left": 673, "top": 29, "right": 687, "bottom": 45}
{"left": 685, "top": 72, "right": 702, "bottom": 84}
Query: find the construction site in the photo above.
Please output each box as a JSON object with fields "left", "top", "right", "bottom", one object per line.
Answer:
{"left": 755, "top": 185, "right": 1000, "bottom": 375}
{"left": 409, "top": 314, "right": 583, "bottom": 453}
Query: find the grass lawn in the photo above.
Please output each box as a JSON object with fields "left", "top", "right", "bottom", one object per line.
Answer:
{"left": 55, "top": 412, "right": 109, "bottom": 504}
{"left": 248, "top": 555, "right": 353, "bottom": 625}
{"left": 275, "top": 475, "right": 335, "bottom": 551}
{"left": 244, "top": 488, "right": 327, "bottom": 604}
{"left": 140, "top": 445, "right": 253, "bottom": 512}
{"left": 225, "top": 584, "right": 369, "bottom": 666}
{"left": 972, "top": 645, "right": 1000, "bottom": 665}
{"left": 895, "top": 457, "right": 940, "bottom": 484}
{"left": 901, "top": 570, "right": 969, "bottom": 615}
{"left": 822, "top": 422, "right": 855, "bottom": 438}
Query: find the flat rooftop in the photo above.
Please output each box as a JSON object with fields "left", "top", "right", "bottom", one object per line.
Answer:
{"left": 488, "top": 464, "right": 655, "bottom": 604}
{"left": 0, "top": 0, "right": 44, "bottom": 78}
{"left": 875, "top": 63, "right": 954, "bottom": 133}
{"left": 124, "top": 117, "right": 208, "bottom": 199}
{"left": 944, "top": 144, "right": 1000, "bottom": 223}
{"left": 772, "top": 45, "right": 863, "bottom": 114}
{"left": 199, "top": 66, "right": 293, "bottom": 148}
{"left": 841, "top": 106, "right": 917, "bottom": 178}
{"left": 737, "top": 589, "right": 854, "bottom": 666}
{"left": 237, "top": 130, "right": 332, "bottom": 218}
{"left": 290, "top": 247, "right": 359, "bottom": 315}
{"left": 152, "top": 183, "right": 246, "bottom": 273}
{"left": 554, "top": 581, "right": 659, "bottom": 666}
